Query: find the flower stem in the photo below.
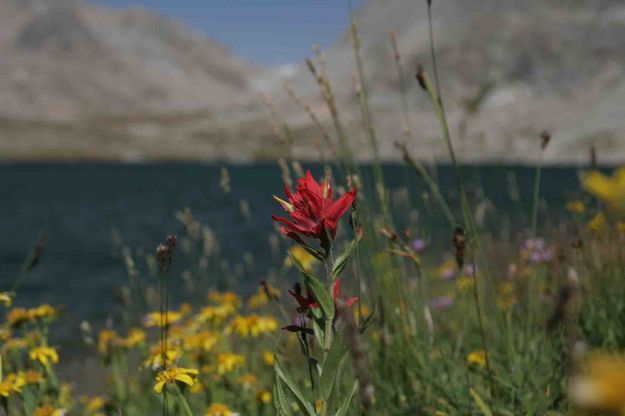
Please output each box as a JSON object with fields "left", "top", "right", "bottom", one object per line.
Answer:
{"left": 531, "top": 150, "right": 545, "bottom": 238}
{"left": 470, "top": 257, "right": 494, "bottom": 400}
{"left": 176, "top": 387, "right": 195, "bottom": 416}
{"left": 323, "top": 242, "right": 335, "bottom": 360}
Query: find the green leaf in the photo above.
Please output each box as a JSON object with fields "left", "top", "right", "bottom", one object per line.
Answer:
{"left": 304, "top": 272, "right": 335, "bottom": 320}
{"left": 287, "top": 251, "right": 307, "bottom": 273}
{"left": 470, "top": 388, "right": 493, "bottom": 416}
{"left": 274, "top": 376, "right": 291, "bottom": 416}
{"left": 334, "top": 380, "right": 358, "bottom": 416}
{"left": 332, "top": 240, "right": 356, "bottom": 280}
{"left": 319, "top": 335, "right": 347, "bottom": 402}
{"left": 359, "top": 304, "right": 377, "bottom": 333}
{"left": 274, "top": 358, "right": 316, "bottom": 416}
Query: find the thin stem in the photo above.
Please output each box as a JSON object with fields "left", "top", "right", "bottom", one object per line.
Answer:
{"left": 531, "top": 150, "right": 545, "bottom": 238}
{"left": 159, "top": 267, "right": 167, "bottom": 416}
{"left": 396, "top": 142, "right": 456, "bottom": 228}
{"left": 427, "top": 0, "right": 443, "bottom": 103}
{"left": 176, "top": 387, "right": 195, "bottom": 416}
{"left": 300, "top": 313, "right": 316, "bottom": 391}
{"left": 323, "top": 242, "right": 335, "bottom": 360}
{"left": 347, "top": 0, "right": 390, "bottom": 224}
{"left": 470, "top": 259, "right": 494, "bottom": 399}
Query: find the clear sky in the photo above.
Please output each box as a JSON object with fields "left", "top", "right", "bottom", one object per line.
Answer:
{"left": 91, "top": 0, "right": 366, "bottom": 65}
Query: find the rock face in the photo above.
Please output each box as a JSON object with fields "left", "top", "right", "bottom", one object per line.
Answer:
{"left": 1, "top": 0, "right": 624, "bottom": 162}
{"left": 275, "top": 0, "right": 625, "bottom": 163}
{"left": 316, "top": 0, "right": 625, "bottom": 98}
{"left": 0, "top": 0, "right": 255, "bottom": 121}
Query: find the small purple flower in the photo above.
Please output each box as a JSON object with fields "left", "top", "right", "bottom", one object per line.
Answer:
{"left": 542, "top": 248, "right": 555, "bottom": 262}
{"left": 292, "top": 315, "right": 307, "bottom": 327}
{"left": 411, "top": 238, "right": 427, "bottom": 253}
{"left": 429, "top": 296, "right": 454, "bottom": 310}
{"left": 463, "top": 264, "right": 475, "bottom": 276}
{"left": 523, "top": 238, "right": 554, "bottom": 264}
{"left": 523, "top": 238, "right": 545, "bottom": 251}
{"left": 440, "top": 268, "right": 457, "bottom": 281}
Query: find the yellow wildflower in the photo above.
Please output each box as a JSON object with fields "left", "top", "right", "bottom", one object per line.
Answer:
{"left": 456, "top": 276, "right": 475, "bottom": 293}
{"left": 144, "top": 346, "right": 180, "bottom": 370}
{"left": 189, "top": 381, "right": 204, "bottom": 394}
{"left": 248, "top": 284, "right": 281, "bottom": 309}
{"left": 30, "top": 346, "right": 59, "bottom": 366}
{"left": 262, "top": 351, "right": 274, "bottom": 367}
{"left": 98, "top": 330, "right": 119, "bottom": 356}
{"left": 28, "top": 304, "right": 57, "bottom": 320}
{"left": 198, "top": 305, "right": 233, "bottom": 325}
{"left": 143, "top": 311, "right": 183, "bottom": 328}
{"left": 227, "top": 315, "right": 278, "bottom": 338}
{"left": 315, "top": 399, "right": 324, "bottom": 414}
{"left": 467, "top": 350, "right": 487, "bottom": 368}
{"left": 247, "top": 290, "right": 268, "bottom": 309}
{"left": 179, "top": 302, "right": 193, "bottom": 316}
{"left": 285, "top": 245, "right": 316, "bottom": 272}
{"left": 205, "top": 403, "right": 236, "bottom": 416}
{"left": 34, "top": 404, "right": 65, "bottom": 416}
{"left": 354, "top": 304, "right": 370, "bottom": 321}
{"left": 183, "top": 331, "right": 219, "bottom": 352}
{"left": 582, "top": 167, "right": 625, "bottom": 213}
{"left": 566, "top": 200, "right": 585, "bottom": 214}
{"left": 236, "top": 373, "right": 258, "bottom": 387}
{"left": 0, "top": 328, "right": 12, "bottom": 342}
{"left": 569, "top": 352, "right": 625, "bottom": 414}
{"left": 121, "top": 328, "right": 146, "bottom": 348}
{"left": 216, "top": 352, "right": 244, "bottom": 375}
{"left": 20, "top": 370, "right": 44, "bottom": 384}
{"left": 5, "top": 337, "right": 28, "bottom": 351}
{"left": 81, "top": 396, "right": 106, "bottom": 413}
{"left": 0, "top": 373, "right": 25, "bottom": 397}
{"left": 586, "top": 212, "right": 607, "bottom": 234}
{"left": 496, "top": 281, "right": 517, "bottom": 311}
{"left": 256, "top": 389, "right": 272, "bottom": 404}
{"left": 154, "top": 367, "right": 199, "bottom": 394}
{"left": 59, "top": 383, "right": 73, "bottom": 408}
{"left": 208, "top": 291, "right": 241, "bottom": 310}
{"left": 0, "top": 292, "right": 13, "bottom": 307}
{"left": 7, "top": 307, "right": 31, "bottom": 327}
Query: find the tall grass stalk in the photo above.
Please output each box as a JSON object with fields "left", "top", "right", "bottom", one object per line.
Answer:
{"left": 283, "top": 83, "right": 335, "bottom": 160}
{"left": 389, "top": 28, "right": 455, "bottom": 227}
{"left": 531, "top": 132, "right": 549, "bottom": 238}
{"left": 305, "top": 51, "right": 354, "bottom": 174}
{"left": 389, "top": 32, "right": 412, "bottom": 140}
{"left": 347, "top": 0, "right": 390, "bottom": 223}
{"left": 260, "top": 93, "right": 295, "bottom": 159}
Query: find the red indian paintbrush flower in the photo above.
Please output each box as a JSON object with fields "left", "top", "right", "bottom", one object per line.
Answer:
{"left": 272, "top": 171, "right": 357, "bottom": 242}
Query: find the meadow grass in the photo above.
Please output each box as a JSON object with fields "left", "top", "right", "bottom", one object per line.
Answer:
{"left": 1, "top": 2, "right": 625, "bottom": 416}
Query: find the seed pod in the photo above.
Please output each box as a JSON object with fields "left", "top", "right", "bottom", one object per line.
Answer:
{"left": 540, "top": 130, "right": 551, "bottom": 150}
{"left": 416, "top": 64, "right": 427, "bottom": 91}
{"left": 452, "top": 226, "right": 466, "bottom": 269}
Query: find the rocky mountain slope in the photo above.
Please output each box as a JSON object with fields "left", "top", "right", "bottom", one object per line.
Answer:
{"left": 1, "top": 0, "right": 624, "bottom": 163}
{"left": 270, "top": 0, "right": 625, "bottom": 163}
{"left": 0, "top": 0, "right": 256, "bottom": 121}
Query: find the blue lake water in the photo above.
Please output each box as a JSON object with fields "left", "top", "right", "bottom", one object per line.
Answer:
{"left": 0, "top": 163, "right": 585, "bottom": 349}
